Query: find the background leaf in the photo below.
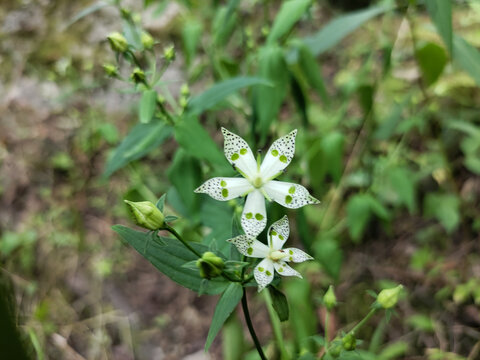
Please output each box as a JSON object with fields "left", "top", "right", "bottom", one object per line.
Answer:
{"left": 103, "top": 122, "right": 172, "bottom": 178}
{"left": 139, "top": 89, "right": 157, "bottom": 124}
{"left": 205, "top": 283, "right": 243, "bottom": 351}
{"left": 425, "top": 0, "right": 453, "bottom": 54}
{"left": 269, "top": 286, "right": 289, "bottom": 322}
{"left": 267, "top": 0, "right": 311, "bottom": 44}
{"left": 453, "top": 35, "right": 480, "bottom": 86}
{"left": 188, "top": 77, "right": 272, "bottom": 115}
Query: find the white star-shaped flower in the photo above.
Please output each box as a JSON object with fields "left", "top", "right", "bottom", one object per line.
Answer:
{"left": 227, "top": 216, "right": 313, "bottom": 291}
{"left": 194, "top": 128, "right": 319, "bottom": 237}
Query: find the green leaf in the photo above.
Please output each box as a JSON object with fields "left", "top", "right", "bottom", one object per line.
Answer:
{"left": 182, "top": 19, "right": 203, "bottom": 66}
{"left": 188, "top": 77, "right": 271, "bottom": 115}
{"left": 415, "top": 42, "right": 448, "bottom": 86}
{"left": 213, "top": 2, "right": 239, "bottom": 46}
{"left": 112, "top": 225, "right": 229, "bottom": 294}
{"left": 103, "top": 122, "right": 172, "bottom": 178}
{"left": 424, "top": 193, "right": 460, "bottom": 233}
{"left": 269, "top": 286, "right": 289, "bottom": 322}
{"left": 453, "top": 35, "right": 480, "bottom": 86}
{"left": 297, "top": 42, "right": 329, "bottom": 102}
{"left": 347, "top": 193, "right": 389, "bottom": 242}
{"left": 201, "top": 198, "right": 233, "bottom": 254}
{"left": 205, "top": 283, "right": 243, "bottom": 351}
{"left": 387, "top": 167, "right": 416, "bottom": 213}
{"left": 156, "top": 194, "right": 166, "bottom": 212}
{"left": 313, "top": 236, "right": 343, "bottom": 281}
{"left": 139, "top": 89, "right": 157, "bottom": 124}
{"left": 267, "top": 0, "right": 311, "bottom": 44}
{"left": 253, "top": 46, "right": 289, "bottom": 137}
{"left": 425, "top": 0, "right": 453, "bottom": 54}
{"left": 65, "top": 1, "right": 109, "bottom": 28}
{"left": 174, "top": 115, "right": 227, "bottom": 168}
{"left": 303, "top": 5, "right": 389, "bottom": 56}
{"left": 167, "top": 149, "right": 201, "bottom": 214}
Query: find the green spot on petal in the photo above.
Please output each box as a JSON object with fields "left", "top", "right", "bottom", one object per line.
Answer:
{"left": 271, "top": 230, "right": 277, "bottom": 236}
{"left": 285, "top": 195, "right": 293, "bottom": 204}
{"left": 240, "top": 148, "right": 247, "bottom": 155}
{"left": 258, "top": 267, "right": 264, "bottom": 272}
{"left": 266, "top": 270, "right": 272, "bottom": 276}
{"left": 289, "top": 257, "right": 293, "bottom": 261}
{"left": 278, "top": 267, "right": 284, "bottom": 273}
{"left": 222, "top": 188, "right": 229, "bottom": 198}
{"left": 247, "top": 247, "right": 253, "bottom": 255}
{"left": 289, "top": 250, "right": 293, "bottom": 255}
{"left": 231, "top": 153, "right": 239, "bottom": 161}
{"left": 279, "top": 155, "right": 287, "bottom": 163}
{"left": 246, "top": 212, "right": 253, "bottom": 219}
{"left": 279, "top": 235, "right": 284, "bottom": 241}
{"left": 271, "top": 149, "right": 279, "bottom": 156}
{"left": 288, "top": 186, "right": 296, "bottom": 194}
{"left": 255, "top": 213, "right": 264, "bottom": 221}
{"left": 220, "top": 180, "right": 227, "bottom": 187}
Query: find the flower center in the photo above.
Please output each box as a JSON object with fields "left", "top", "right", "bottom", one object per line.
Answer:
{"left": 252, "top": 177, "right": 263, "bottom": 189}
{"left": 269, "top": 250, "right": 287, "bottom": 262}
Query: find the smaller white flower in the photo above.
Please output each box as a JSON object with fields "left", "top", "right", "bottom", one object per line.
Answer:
{"left": 227, "top": 216, "right": 313, "bottom": 292}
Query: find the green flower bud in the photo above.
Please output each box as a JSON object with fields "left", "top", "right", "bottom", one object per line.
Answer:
{"left": 329, "top": 344, "right": 342, "bottom": 358}
{"left": 124, "top": 200, "right": 164, "bottom": 230}
{"left": 157, "top": 95, "right": 165, "bottom": 105}
{"left": 107, "top": 32, "right": 128, "bottom": 53}
{"left": 324, "top": 285, "right": 337, "bottom": 311}
{"left": 103, "top": 63, "right": 119, "bottom": 77}
{"left": 179, "top": 96, "right": 188, "bottom": 109}
{"left": 342, "top": 334, "right": 356, "bottom": 351}
{"left": 163, "top": 45, "right": 176, "bottom": 61}
{"left": 196, "top": 252, "right": 225, "bottom": 279}
{"left": 130, "top": 67, "right": 146, "bottom": 84}
{"left": 141, "top": 31, "right": 155, "bottom": 50}
{"left": 180, "top": 84, "right": 190, "bottom": 97}
{"left": 120, "top": 8, "right": 131, "bottom": 20}
{"left": 377, "top": 285, "right": 403, "bottom": 309}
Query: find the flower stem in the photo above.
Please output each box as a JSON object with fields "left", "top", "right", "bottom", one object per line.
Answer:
{"left": 348, "top": 308, "right": 378, "bottom": 336}
{"left": 264, "top": 289, "right": 289, "bottom": 360}
{"left": 163, "top": 225, "right": 202, "bottom": 258}
{"left": 241, "top": 288, "right": 267, "bottom": 360}
{"left": 324, "top": 310, "right": 330, "bottom": 351}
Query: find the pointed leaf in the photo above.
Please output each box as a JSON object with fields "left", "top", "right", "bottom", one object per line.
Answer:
{"left": 205, "top": 283, "right": 243, "bottom": 351}
{"left": 139, "top": 89, "right": 157, "bottom": 124}
{"left": 453, "top": 35, "right": 480, "bottom": 86}
{"left": 188, "top": 77, "right": 272, "bottom": 115}
{"left": 112, "top": 225, "right": 228, "bottom": 295}
{"left": 426, "top": 0, "right": 453, "bottom": 54}
{"left": 267, "top": 0, "right": 311, "bottom": 44}
{"left": 269, "top": 286, "right": 290, "bottom": 322}
{"left": 103, "top": 122, "right": 172, "bottom": 178}
{"left": 303, "top": 5, "right": 389, "bottom": 56}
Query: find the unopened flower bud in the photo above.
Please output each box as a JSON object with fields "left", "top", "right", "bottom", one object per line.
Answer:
{"left": 103, "top": 63, "right": 119, "bottom": 77}
{"left": 107, "top": 32, "right": 128, "bottom": 53}
{"left": 196, "top": 251, "right": 225, "bottom": 279}
{"left": 124, "top": 200, "right": 164, "bottom": 230}
{"left": 180, "top": 84, "right": 190, "bottom": 97}
{"left": 120, "top": 8, "right": 131, "bottom": 20}
{"left": 329, "top": 344, "right": 342, "bottom": 358}
{"left": 179, "top": 96, "right": 188, "bottom": 109}
{"left": 130, "top": 67, "right": 146, "bottom": 84}
{"left": 163, "top": 45, "right": 176, "bottom": 61}
{"left": 324, "top": 285, "right": 337, "bottom": 311}
{"left": 342, "top": 334, "right": 356, "bottom": 351}
{"left": 377, "top": 285, "right": 403, "bottom": 309}
{"left": 141, "top": 31, "right": 155, "bottom": 50}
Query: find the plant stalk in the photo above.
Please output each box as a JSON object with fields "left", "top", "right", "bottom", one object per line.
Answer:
{"left": 241, "top": 288, "right": 267, "bottom": 360}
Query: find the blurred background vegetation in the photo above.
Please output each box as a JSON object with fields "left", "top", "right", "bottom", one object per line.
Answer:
{"left": 1, "top": 0, "right": 480, "bottom": 359}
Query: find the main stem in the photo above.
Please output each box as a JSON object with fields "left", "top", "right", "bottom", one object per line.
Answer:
{"left": 241, "top": 288, "right": 267, "bottom": 360}
{"left": 348, "top": 308, "right": 378, "bottom": 336}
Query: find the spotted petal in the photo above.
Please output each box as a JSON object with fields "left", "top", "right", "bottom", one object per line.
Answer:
{"left": 267, "top": 215, "right": 290, "bottom": 250}
{"left": 259, "top": 129, "right": 297, "bottom": 180}
{"left": 254, "top": 258, "right": 274, "bottom": 292}
{"left": 273, "top": 261, "right": 302, "bottom": 278}
{"left": 227, "top": 235, "right": 269, "bottom": 258}
{"left": 194, "top": 177, "right": 253, "bottom": 201}
{"left": 222, "top": 128, "right": 258, "bottom": 180}
{"left": 282, "top": 248, "right": 313, "bottom": 263}
{"left": 241, "top": 190, "right": 267, "bottom": 237}
{"left": 263, "top": 180, "right": 320, "bottom": 209}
